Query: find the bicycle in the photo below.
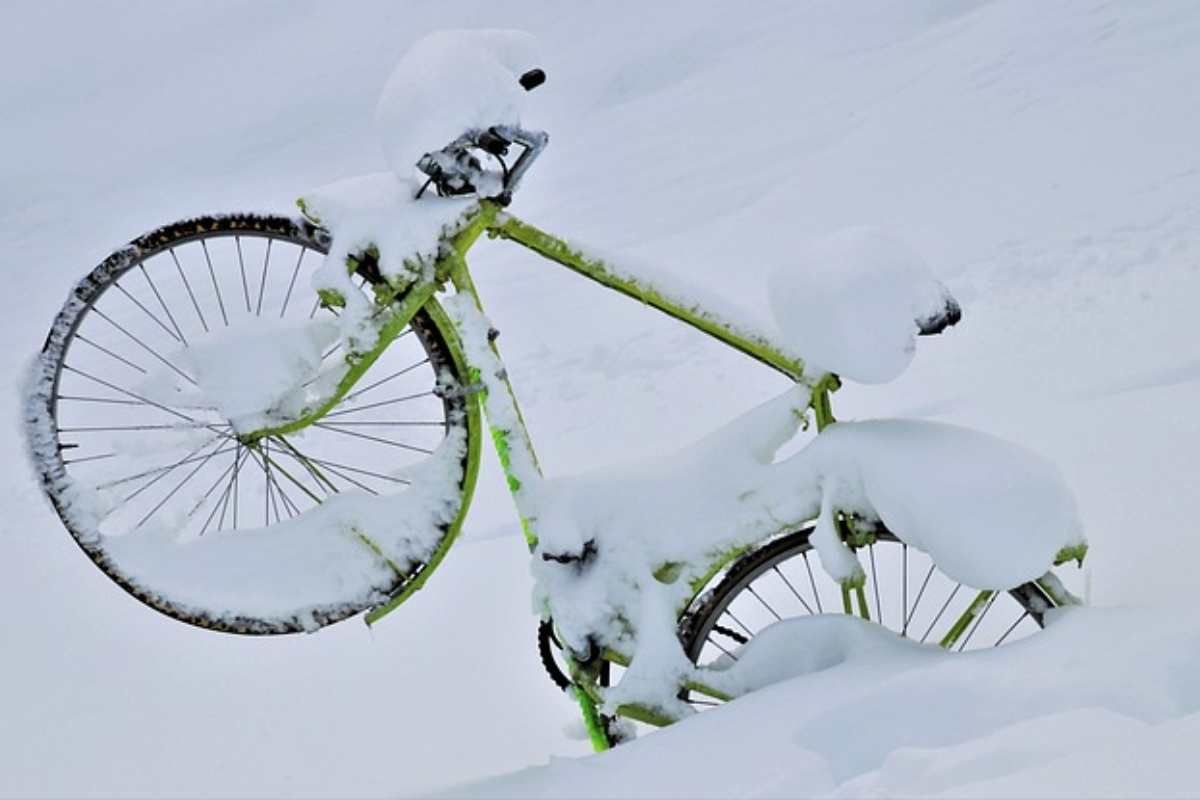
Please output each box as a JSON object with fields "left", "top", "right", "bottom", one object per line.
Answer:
{"left": 25, "top": 31, "right": 1087, "bottom": 751}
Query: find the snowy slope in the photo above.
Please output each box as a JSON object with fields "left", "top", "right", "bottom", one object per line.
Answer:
{"left": 448, "top": 608, "right": 1200, "bottom": 799}
{"left": 3, "top": 1, "right": 1200, "bottom": 797}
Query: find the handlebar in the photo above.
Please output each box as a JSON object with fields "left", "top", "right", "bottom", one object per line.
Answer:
{"left": 415, "top": 125, "right": 548, "bottom": 205}
{"left": 414, "top": 69, "right": 549, "bottom": 205}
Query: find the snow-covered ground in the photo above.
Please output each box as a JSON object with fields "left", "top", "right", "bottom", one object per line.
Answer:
{"left": 4, "top": 1, "right": 1199, "bottom": 797}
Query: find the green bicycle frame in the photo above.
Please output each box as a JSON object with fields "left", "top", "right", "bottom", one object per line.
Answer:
{"left": 258, "top": 198, "right": 828, "bottom": 747}
{"left": 265, "top": 197, "right": 1081, "bottom": 751}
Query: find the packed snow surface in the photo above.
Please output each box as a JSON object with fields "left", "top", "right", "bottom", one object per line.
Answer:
{"left": 376, "top": 29, "right": 541, "bottom": 178}
{"left": 769, "top": 227, "right": 959, "bottom": 383}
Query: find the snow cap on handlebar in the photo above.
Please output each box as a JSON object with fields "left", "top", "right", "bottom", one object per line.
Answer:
{"left": 375, "top": 29, "right": 542, "bottom": 180}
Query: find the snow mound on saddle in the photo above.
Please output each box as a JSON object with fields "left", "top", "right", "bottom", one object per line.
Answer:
{"left": 376, "top": 29, "right": 540, "bottom": 178}
{"left": 769, "top": 227, "right": 958, "bottom": 383}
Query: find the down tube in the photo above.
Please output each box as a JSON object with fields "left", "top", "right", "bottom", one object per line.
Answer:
{"left": 489, "top": 215, "right": 806, "bottom": 380}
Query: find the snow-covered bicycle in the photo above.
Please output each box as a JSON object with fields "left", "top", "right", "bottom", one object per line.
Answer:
{"left": 26, "top": 31, "right": 1087, "bottom": 749}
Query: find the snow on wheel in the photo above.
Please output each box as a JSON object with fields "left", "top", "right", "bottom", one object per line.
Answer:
{"left": 25, "top": 214, "right": 472, "bottom": 634}
{"left": 678, "top": 526, "right": 1058, "bottom": 711}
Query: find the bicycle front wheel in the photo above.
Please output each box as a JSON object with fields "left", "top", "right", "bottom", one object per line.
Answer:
{"left": 28, "top": 214, "right": 473, "bottom": 634}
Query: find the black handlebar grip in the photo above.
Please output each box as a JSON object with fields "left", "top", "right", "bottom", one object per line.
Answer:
{"left": 519, "top": 68, "right": 546, "bottom": 91}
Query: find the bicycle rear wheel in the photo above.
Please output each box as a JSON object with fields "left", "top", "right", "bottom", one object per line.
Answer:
{"left": 678, "top": 526, "right": 1057, "bottom": 709}
{"left": 27, "top": 214, "right": 471, "bottom": 634}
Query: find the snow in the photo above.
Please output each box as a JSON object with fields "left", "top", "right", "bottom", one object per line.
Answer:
{"left": 769, "top": 227, "right": 958, "bottom": 383}
{"left": 5, "top": 1, "right": 1200, "bottom": 797}
{"left": 302, "top": 172, "right": 479, "bottom": 351}
{"left": 149, "top": 317, "right": 341, "bottom": 433}
{"left": 804, "top": 419, "right": 1085, "bottom": 589}
{"left": 530, "top": 386, "right": 1082, "bottom": 712}
{"left": 101, "top": 419, "right": 468, "bottom": 629}
{"left": 375, "top": 29, "right": 541, "bottom": 178}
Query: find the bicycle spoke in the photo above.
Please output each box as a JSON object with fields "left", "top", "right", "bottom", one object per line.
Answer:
{"left": 118, "top": 435, "right": 225, "bottom": 507}
{"left": 901, "top": 544, "right": 908, "bottom": 636}
{"left": 315, "top": 420, "right": 443, "bottom": 428}
{"left": 255, "top": 238, "right": 272, "bottom": 316}
{"left": 139, "top": 263, "right": 188, "bottom": 346}
{"left": 63, "top": 452, "right": 117, "bottom": 465}
{"left": 706, "top": 634, "right": 739, "bottom": 662}
{"left": 342, "top": 358, "right": 430, "bottom": 402}
{"left": 745, "top": 585, "right": 782, "bottom": 622}
{"left": 253, "top": 441, "right": 322, "bottom": 507}
{"left": 322, "top": 390, "right": 436, "bottom": 418}
{"left": 170, "top": 247, "right": 208, "bottom": 333}
{"left": 96, "top": 445, "right": 238, "bottom": 490}
{"left": 59, "top": 365, "right": 219, "bottom": 432}
{"left": 58, "top": 394, "right": 147, "bottom": 407}
{"left": 772, "top": 565, "right": 814, "bottom": 615}
{"left": 957, "top": 590, "right": 999, "bottom": 651}
{"left": 302, "top": 455, "right": 410, "bottom": 489}
{"left": 802, "top": 551, "right": 823, "bottom": 613}
{"left": 904, "top": 563, "right": 936, "bottom": 637}
{"left": 236, "top": 236, "right": 252, "bottom": 313}
{"left": 112, "top": 281, "right": 182, "bottom": 344}
{"left": 211, "top": 445, "right": 246, "bottom": 534}
{"left": 270, "top": 436, "right": 337, "bottom": 495}
{"left": 280, "top": 247, "right": 306, "bottom": 317}
{"left": 184, "top": 450, "right": 244, "bottom": 524}
{"left": 133, "top": 439, "right": 226, "bottom": 529}
{"left": 58, "top": 422, "right": 225, "bottom": 433}
{"left": 994, "top": 611, "right": 1029, "bottom": 647}
{"left": 232, "top": 439, "right": 240, "bottom": 528}
{"left": 89, "top": 307, "right": 196, "bottom": 386}
{"left": 71, "top": 335, "right": 147, "bottom": 376}
{"left": 262, "top": 439, "right": 274, "bottom": 524}
{"left": 303, "top": 458, "right": 378, "bottom": 495}
{"left": 920, "top": 583, "right": 962, "bottom": 644}
{"left": 312, "top": 422, "right": 433, "bottom": 455}
{"left": 200, "top": 240, "right": 229, "bottom": 326}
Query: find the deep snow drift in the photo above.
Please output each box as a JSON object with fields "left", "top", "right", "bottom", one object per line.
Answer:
{"left": 446, "top": 607, "right": 1200, "bottom": 799}
{"left": 4, "top": 0, "right": 1200, "bottom": 798}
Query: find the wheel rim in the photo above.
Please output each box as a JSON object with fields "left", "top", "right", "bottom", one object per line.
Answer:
{"left": 30, "top": 214, "right": 466, "bottom": 633}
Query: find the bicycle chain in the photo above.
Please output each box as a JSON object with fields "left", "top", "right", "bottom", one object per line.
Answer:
{"left": 537, "top": 619, "right": 572, "bottom": 691}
